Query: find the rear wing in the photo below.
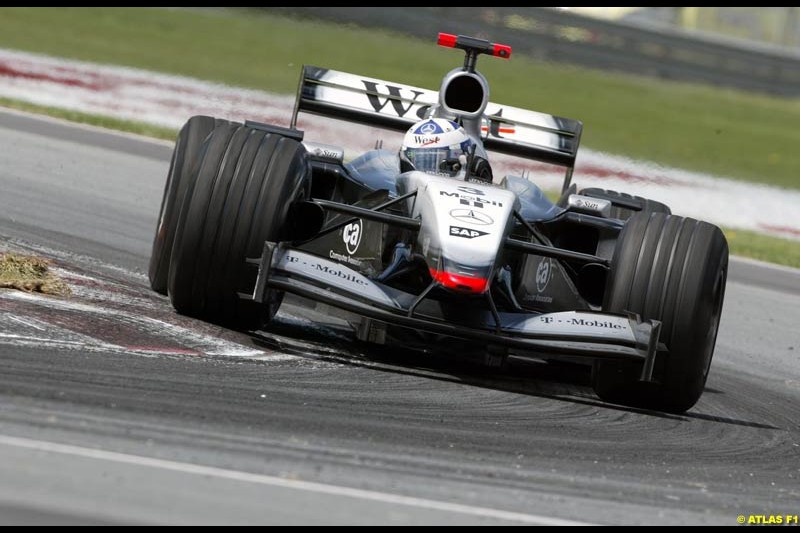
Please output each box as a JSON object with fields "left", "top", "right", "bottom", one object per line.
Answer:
{"left": 292, "top": 66, "right": 582, "bottom": 178}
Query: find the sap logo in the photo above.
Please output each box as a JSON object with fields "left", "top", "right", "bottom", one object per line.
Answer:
{"left": 362, "top": 81, "right": 431, "bottom": 119}
{"left": 342, "top": 219, "right": 362, "bottom": 255}
{"left": 449, "top": 226, "right": 488, "bottom": 239}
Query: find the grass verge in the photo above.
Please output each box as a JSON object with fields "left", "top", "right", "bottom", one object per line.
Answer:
{"left": 0, "top": 253, "right": 71, "bottom": 296}
{"left": 0, "top": 97, "right": 177, "bottom": 140}
{"left": 724, "top": 228, "right": 800, "bottom": 269}
{"left": 0, "top": 7, "right": 797, "bottom": 189}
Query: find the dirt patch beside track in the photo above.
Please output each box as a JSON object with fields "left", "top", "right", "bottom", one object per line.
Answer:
{"left": 0, "top": 252, "right": 70, "bottom": 296}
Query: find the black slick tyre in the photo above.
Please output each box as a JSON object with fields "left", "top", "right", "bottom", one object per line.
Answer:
{"left": 593, "top": 212, "right": 728, "bottom": 413}
{"left": 149, "top": 115, "right": 231, "bottom": 294}
{"left": 168, "top": 123, "right": 309, "bottom": 329}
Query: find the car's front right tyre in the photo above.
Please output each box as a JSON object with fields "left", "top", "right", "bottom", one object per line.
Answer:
{"left": 149, "top": 115, "right": 231, "bottom": 294}
{"left": 167, "top": 123, "right": 310, "bottom": 330}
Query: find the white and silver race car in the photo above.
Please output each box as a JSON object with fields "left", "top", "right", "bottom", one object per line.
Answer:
{"left": 148, "top": 33, "right": 728, "bottom": 413}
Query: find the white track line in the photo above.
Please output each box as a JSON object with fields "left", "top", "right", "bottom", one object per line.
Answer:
{"left": 0, "top": 434, "right": 591, "bottom": 525}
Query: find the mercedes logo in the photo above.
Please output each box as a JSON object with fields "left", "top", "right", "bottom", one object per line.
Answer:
{"left": 449, "top": 209, "right": 494, "bottom": 226}
{"left": 420, "top": 122, "right": 437, "bottom": 134}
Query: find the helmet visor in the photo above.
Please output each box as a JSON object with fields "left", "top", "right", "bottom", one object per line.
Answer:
{"left": 405, "top": 147, "right": 464, "bottom": 177}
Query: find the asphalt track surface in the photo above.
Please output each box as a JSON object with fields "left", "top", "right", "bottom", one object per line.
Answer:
{"left": 0, "top": 110, "right": 798, "bottom": 525}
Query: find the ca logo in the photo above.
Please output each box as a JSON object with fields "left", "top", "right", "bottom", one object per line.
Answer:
{"left": 343, "top": 219, "right": 362, "bottom": 255}
{"left": 536, "top": 258, "right": 552, "bottom": 293}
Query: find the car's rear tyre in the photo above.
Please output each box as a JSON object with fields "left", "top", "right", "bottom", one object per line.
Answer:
{"left": 579, "top": 188, "right": 671, "bottom": 221}
{"left": 149, "top": 115, "right": 232, "bottom": 294}
{"left": 593, "top": 212, "right": 728, "bottom": 413}
{"left": 168, "top": 123, "right": 309, "bottom": 329}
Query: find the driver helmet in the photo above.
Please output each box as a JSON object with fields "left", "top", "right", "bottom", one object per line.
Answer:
{"left": 399, "top": 118, "right": 473, "bottom": 177}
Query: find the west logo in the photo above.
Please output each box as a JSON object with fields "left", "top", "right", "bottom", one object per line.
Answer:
{"left": 362, "top": 81, "right": 430, "bottom": 119}
{"left": 414, "top": 135, "right": 440, "bottom": 145}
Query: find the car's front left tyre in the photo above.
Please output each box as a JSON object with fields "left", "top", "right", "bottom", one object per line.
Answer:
{"left": 593, "top": 212, "right": 728, "bottom": 413}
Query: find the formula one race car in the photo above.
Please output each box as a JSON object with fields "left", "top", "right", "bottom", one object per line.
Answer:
{"left": 148, "top": 33, "right": 728, "bottom": 413}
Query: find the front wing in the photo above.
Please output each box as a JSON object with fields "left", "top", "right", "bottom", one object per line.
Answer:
{"left": 245, "top": 244, "right": 662, "bottom": 379}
